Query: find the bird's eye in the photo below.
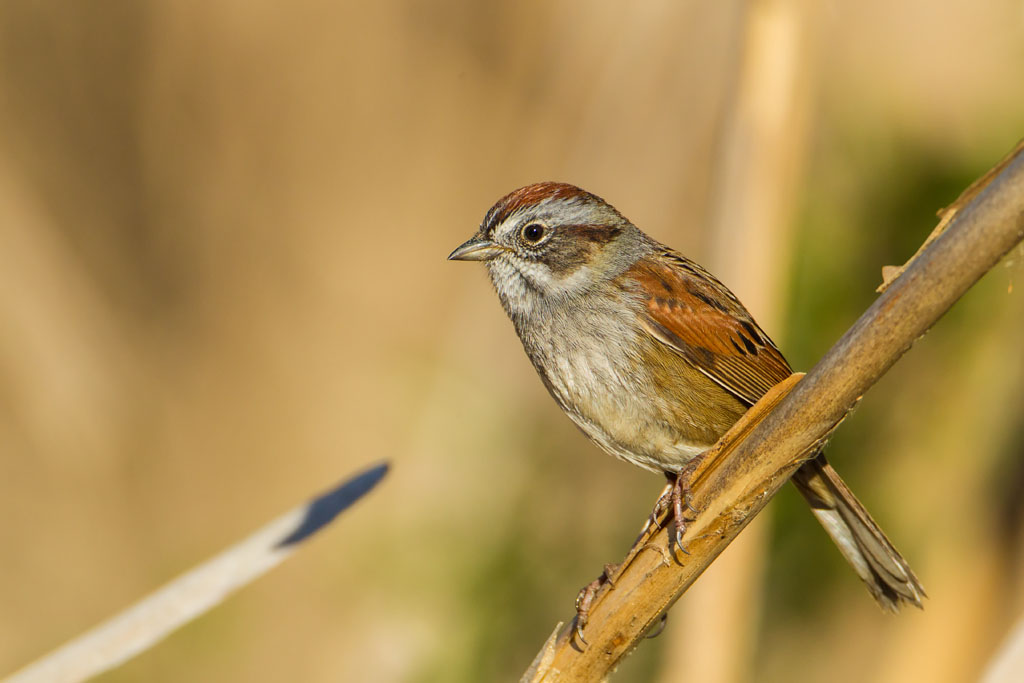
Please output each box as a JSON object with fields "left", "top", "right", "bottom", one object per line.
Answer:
{"left": 521, "top": 223, "right": 546, "bottom": 243}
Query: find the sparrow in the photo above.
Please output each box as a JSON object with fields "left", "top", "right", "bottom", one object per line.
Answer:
{"left": 449, "top": 182, "right": 924, "bottom": 618}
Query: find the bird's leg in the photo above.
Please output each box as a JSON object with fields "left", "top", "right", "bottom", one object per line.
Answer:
{"left": 670, "top": 454, "right": 706, "bottom": 554}
{"left": 642, "top": 479, "right": 675, "bottom": 536}
{"left": 573, "top": 460, "right": 707, "bottom": 645}
{"left": 573, "top": 563, "right": 619, "bottom": 645}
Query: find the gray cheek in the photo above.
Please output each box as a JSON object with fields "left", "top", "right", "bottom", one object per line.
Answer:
{"left": 544, "top": 239, "right": 592, "bottom": 278}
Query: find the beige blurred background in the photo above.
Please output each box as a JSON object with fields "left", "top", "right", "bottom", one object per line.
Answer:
{"left": 2, "top": 1, "right": 1024, "bottom": 681}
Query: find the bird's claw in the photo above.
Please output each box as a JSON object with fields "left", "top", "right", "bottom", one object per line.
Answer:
{"left": 574, "top": 620, "right": 589, "bottom": 647}
{"left": 573, "top": 563, "right": 621, "bottom": 647}
{"left": 646, "top": 612, "right": 669, "bottom": 639}
{"left": 674, "top": 526, "right": 690, "bottom": 555}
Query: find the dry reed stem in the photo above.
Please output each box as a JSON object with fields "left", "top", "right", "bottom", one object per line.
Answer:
{"left": 2, "top": 463, "right": 389, "bottom": 683}
{"left": 878, "top": 138, "right": 1024, "bottom": 292}
{"left": 523, "top": 142, "right": 1024, "bottom": 682}
{"left": 984, "top": 613, "right": 1024, "bottom": 683}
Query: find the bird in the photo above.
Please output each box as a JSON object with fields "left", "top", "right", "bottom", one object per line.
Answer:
{"left": 449, "top": 181, "right": 925, "bottom": 630}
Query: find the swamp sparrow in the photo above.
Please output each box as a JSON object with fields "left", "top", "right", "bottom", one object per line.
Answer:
{"left": 449, "top": 182, "right": 924, "bottom": 617}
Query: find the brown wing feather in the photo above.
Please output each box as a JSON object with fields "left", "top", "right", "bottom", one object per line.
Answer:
{"left": 624, "top": 248, "right": 792, "bottom": 406}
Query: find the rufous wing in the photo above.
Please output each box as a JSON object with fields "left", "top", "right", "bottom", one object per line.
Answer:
{"left": 624, "top": 248, "right": 792, "bottom": 406}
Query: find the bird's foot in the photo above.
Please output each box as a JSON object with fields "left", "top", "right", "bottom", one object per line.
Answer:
{"left": 670, "top": 456, "right": 705, "bottom": 555}
{"left": 573, "top": 562, "right": 620, "bottom": 646}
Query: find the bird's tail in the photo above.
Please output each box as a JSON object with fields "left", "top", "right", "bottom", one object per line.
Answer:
{"left": 790, "top": 453, "right": 926, "bottom": 611}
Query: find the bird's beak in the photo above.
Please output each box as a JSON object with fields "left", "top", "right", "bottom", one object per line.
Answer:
{"left": 447, "top": 235, "right": 506, "bottom": 262}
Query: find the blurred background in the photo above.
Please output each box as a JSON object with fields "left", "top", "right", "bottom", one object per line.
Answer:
{"left": 2, "top": 1, "right": 1023, "bottom": 681}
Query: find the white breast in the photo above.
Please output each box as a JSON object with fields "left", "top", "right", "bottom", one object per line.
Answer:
{"left": 517, "top": 295, "right": 705, "bottom": 473}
